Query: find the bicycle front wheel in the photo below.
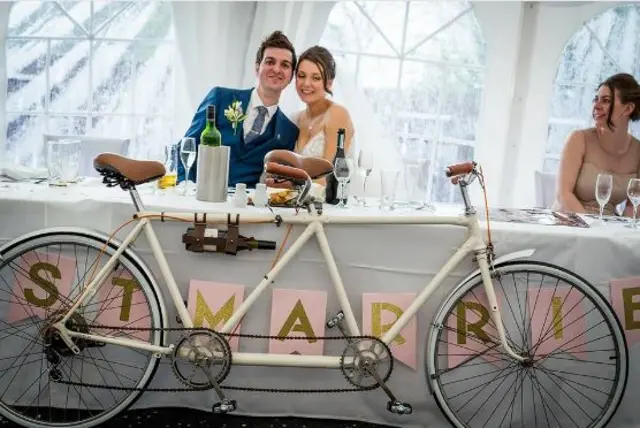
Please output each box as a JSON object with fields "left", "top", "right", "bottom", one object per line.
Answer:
{"left": 426, "top": 261, "right": 628, "bottom": 428}
{"left": 0, "top": 229, "right": 165, "bottom": 428}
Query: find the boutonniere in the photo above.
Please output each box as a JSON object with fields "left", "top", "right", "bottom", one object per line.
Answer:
{"left": 223, "top": 99, "right": 248, "bottom": 135}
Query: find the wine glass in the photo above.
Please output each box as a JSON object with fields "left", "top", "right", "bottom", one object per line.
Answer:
{"left": 180, "top": 137, "right": 196, "bottom": 196}
{"left": 357, "top": 149, "right": 374, "bottom": 206}
{"left": 626, "top": 178, "right": 640, "bottom": 228}
{"left": 595, "top": 173, "right": 613, "bottom": 222}
{"left": 334, "top": 157, "right": 353, "bottom": 208}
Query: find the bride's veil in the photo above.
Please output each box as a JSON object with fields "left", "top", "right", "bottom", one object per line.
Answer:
{"left": 330, "top": 75, "right": 403, "bottom": 198}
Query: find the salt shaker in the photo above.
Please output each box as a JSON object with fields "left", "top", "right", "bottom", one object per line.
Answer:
{"left": 254, "top": 183, "right": 268, "bottom": 207}
{"left": 233, "top": 183, "right": 247, "bottom": 208}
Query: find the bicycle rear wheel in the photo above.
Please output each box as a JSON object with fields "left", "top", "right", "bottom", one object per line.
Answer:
{"left": 0, "top": 229, "right": 165, "bottom": 428}
{"left": 426, "top": 261, "right": 627, "bottom": 428}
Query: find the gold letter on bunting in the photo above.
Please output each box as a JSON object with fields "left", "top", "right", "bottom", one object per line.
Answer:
{"left": 187, "top": 280, "right": 245, "bottom": 352}
{"left": 268, "top": 289, "right": 327, "bottom": 356}
{"left": 610, "top": 277, "right": 640, "bottom": 346}
{"left": 6, "top": 252, "right": 75, "bottom": 323}
{"left": 362, "top": 293, "right": 417, "bottom": 370}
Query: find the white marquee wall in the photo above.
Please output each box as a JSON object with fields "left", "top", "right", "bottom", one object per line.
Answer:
{"left": 0, "top": 1, "right": 635, "bottom": 208}
{"left": 507, "top": 1, "right": 618, "bottom": 208}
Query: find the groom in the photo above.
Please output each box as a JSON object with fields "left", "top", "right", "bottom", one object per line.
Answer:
{"left": 177, "top": 31, "right": 299, "bottom": 187}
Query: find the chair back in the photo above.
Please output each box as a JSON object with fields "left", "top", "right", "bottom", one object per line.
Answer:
{"left": 43, "top": 134, "right": 130, "bottom": 177}
{"left": 534, "top": 170, "right": 557, "bottom": 208}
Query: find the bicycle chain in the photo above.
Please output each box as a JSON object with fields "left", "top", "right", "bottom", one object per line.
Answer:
{"left": 51, "top": 324, "right": 391, "bottom": 395}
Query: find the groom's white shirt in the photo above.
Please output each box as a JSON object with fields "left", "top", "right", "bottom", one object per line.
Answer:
{"left": 242, "top": 89, "right": 278, "bottom": 138}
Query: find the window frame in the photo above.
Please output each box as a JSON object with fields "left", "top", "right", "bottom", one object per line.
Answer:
{"left": 4, "top": 0, "right": 175, "bottom": 165}
{"left": 320, "top": 0, "right": 487, "bottom": 204}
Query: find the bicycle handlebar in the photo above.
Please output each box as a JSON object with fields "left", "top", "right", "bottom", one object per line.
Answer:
{"left": 444, "top": 161, "right": 477, "bottom": 178}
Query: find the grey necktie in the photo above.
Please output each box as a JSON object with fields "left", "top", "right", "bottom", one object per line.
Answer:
{"left": 245, "top": 106, "right": 268, "bottom": 143}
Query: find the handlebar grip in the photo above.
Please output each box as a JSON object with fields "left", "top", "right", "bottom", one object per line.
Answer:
{"left": 444, "top": 161, "right": 476, "bottom": 177}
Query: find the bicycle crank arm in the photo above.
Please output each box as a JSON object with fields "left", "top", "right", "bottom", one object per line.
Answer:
{"left": 364, "top": 364, "right": 412, "bottom": 416}
{"left": 199, "top": 362, "right": 237, "bottom": 414}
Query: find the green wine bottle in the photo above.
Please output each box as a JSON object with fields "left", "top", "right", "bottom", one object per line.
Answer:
{"left": 200, "top": 105, "right": 222, "bottom": 147}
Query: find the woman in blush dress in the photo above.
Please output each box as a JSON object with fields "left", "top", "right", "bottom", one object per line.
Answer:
{"left": 554, "top": 73, "right": 640, "bottom": 216}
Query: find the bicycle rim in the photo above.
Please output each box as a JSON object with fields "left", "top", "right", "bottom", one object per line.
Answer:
{"left": 0, "top": 231, "right": 163, "bottom": 428}
{"left": 426, "top": 261, "right": 628, "bottom": 428}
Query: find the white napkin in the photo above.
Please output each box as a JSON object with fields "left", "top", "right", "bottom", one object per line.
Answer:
{"left": 0, "top": 163, "right": 48, "bottom": 181}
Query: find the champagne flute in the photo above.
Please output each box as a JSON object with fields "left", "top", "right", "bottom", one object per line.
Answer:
{"left": 626, "top": 178, "right": 640, "bottom": 228}
{"left": 357, "top": 149, "right": 374, "bottom": 206}
{"left": 334, "top": 157, "right": 353, "bottom": 208}
{"left": 180, "top": 137, "right": 196, "bottom": 196}
{"left": 595, "top": 173, "right": 613, "bottom": 222}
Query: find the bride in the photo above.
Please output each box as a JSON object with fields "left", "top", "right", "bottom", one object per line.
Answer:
{"left": 292, "top": 45, "right": 355, "bottom": 184}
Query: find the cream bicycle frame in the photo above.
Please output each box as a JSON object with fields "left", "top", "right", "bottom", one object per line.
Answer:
{"left": 53, "top": 205, "right": 525, "bottom": 366}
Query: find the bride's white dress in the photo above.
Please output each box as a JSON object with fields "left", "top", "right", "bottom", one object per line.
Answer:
{"left": 293, "top": 110, "right": 327, "bottom": 158}
{"left": 293, "top": 111, "right": 329, "bottom": 200}
{"left": 298, "top": 131, "right": 327, "bottom": 158}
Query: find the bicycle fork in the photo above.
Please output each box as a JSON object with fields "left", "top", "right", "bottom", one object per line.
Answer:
{"left": 476, "top": 254, "right": 527, "bottom": 363}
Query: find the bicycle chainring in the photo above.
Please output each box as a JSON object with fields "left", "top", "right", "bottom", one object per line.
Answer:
{"left": 172, "top": 329, "right": 232, "bottom": 390}
{"left": 339, "top": 337, "right": 394, "bottom": 389}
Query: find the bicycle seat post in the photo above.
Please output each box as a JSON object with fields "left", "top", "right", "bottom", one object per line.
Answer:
{"left": 295, "top": 178, "right": 313, "bottom": 210}
{"left": 129, "top": 186, "right": 145, "bottom": 212}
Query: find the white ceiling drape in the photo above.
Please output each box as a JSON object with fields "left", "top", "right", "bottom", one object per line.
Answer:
{"left": 171, "top": 1, "right": 335, "bottom": 134}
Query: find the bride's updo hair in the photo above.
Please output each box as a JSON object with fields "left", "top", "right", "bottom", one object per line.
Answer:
{"left": 296, "top": 45, "right": 336, "bottom": 95}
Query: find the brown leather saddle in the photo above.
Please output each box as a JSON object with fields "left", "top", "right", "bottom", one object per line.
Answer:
{"left": 263, "top": 150, "right": 333, "bottom": 186}
{"left": 94, "top": 153, "right": 166, "bottom": 189}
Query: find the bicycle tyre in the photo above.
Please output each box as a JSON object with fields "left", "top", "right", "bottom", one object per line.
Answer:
{"left": 0, "top": 228, "right": 166, "bottom": 428}
{"left": 426, "top": 260, "right": 628, "bottom": 428}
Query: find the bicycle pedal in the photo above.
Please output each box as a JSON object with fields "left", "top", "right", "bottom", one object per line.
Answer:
{"left": 326, "top": 311, "right": 345, "bottom": 328}
{"left": 212, "top": 399, "right": 237, "bottom": 414}
{"left": 387, "top": 400, "right": 412, "bottom": 415}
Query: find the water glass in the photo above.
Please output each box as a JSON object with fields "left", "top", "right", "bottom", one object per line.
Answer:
{"left": 595, "top": 173, "right": 613, "bottom": 222}
{"left": 627, "top": 178, "right": 640, "bottom": 228}
{"left": 404, "top": 163, "right": 427, "bottom": 210}
{"left": 380, "top": 169, "right": 400, "bottom": 211}
{"left": 357, "top": 149, "right": 374, "bottom": 206}
{"left": 47, "top": 139, "right": 80, "bottom": 186}
{"left": 157, "top": 144, "right": 178, "bottom": 190}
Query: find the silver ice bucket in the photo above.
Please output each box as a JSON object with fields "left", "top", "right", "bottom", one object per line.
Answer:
{"left": 196, "top": 145, "right": 229, "bottom": 203}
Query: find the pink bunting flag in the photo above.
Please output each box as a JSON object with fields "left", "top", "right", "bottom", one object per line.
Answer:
{"left": 610, "top": 277, "right": 640, "bottom": 347}
{"left": 362, "top": 293, "right": 417, "bottom": 370}
{"left": 528, "top": 286, "right": 586, "bottom": 359}
{"left": 94, "top": 270, "right": 153, "bottom": 341}
{"left": 268, "top": 288, "right": 327, "bottom": 356}
{"left": 187, "top": 280, "right": 245, "bottom": 352}
{"left": 446, "top": 289, "right": 504, "bottom": 369}
{"left": 6, "top": 251, "right": 76, "bottom": 323}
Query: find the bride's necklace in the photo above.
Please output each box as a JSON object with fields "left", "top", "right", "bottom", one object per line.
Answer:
{"left": 306, "top": 110, "right": 324, "bottom": 131}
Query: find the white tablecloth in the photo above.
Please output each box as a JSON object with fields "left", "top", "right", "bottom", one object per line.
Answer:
{"left": 1, "top": 179, "right": 640, "bottom": 427}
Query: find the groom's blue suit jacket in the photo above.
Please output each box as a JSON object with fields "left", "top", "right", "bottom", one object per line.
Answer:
{"left": 177, "top": 87, "right": 298, "bottom": 187}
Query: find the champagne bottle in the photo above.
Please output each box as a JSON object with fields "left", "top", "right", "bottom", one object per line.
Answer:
{"left": 325, "top": 128, "right": 346, "bottom": 205}
{"left": 200, "top": 105, "right": 222, "bottom": 147}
